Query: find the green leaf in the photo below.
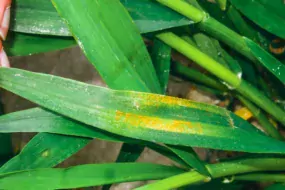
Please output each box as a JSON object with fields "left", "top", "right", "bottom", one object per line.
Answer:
{"left": 229, "top": 0, "right": 285, "bottom": 38}
{"left": 167, "top": 145, "right": 209, "bottom": 176}
{"left": 0, "top": 133, "right": 90, "bottom": 173}
{"left": 136, "top": 170, "right": 209, "bottom": 190}
{"left": 151, "top": 39, "right": 172, "bottom": 93}
{"left": 103, "top": 143, "right": 145, "bottom": 190}
{"left": 0, "top": 108, "right": 126, "bottom": 141}
{"left": 4, "top": 32, "right": 75, "bottom": 56}
{"left": 121, "top": 0, "right": 193, "bottom": 34}
{"left": 227, "top": 5, "right": 259, "bottom": 42}
{"left": 8, "top": 0, "right": 193, "bottom": 56}
{"left": 1, "top": 68, "right": 285, "bottom": 154}
{"left": 0, "top": 108, "right": 187, "bottom": 172}
{"left": 11, "top": 0, "right": 192, "bottom": 36}
{"left": 0, "top": 163, "right": 184, "bottom": 189}
{"left": 245, "top": 38, "right": 285, "bottom": 84}
{"left": 52, "top": 0, "right": 161, "bottom": 93}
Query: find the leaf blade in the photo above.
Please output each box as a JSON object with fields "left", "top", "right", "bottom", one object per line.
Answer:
{"left": 245, "top": 38, "right": 285, "bottom": 84}
{"left": 0, "top": 163, "right": 184, "bottom": 189}
{"left": 1, "top": 68, "right": 285, "bottom": 154}
{"left": 11, "top": 0, "right": 192, "bottom": 36}
{"left": 230, "top": 0, "right": 285, "bottom": 38}
{"left": 4, "top": 33, "right": 76, "bottom": 56}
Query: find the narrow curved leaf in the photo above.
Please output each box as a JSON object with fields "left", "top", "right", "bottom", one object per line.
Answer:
{"left": 121, "top": 0, "right": 193, "bottom": 34}
{"left": 151, "top": 39, "right": 171, "bottom": 93}
{"left": 0, "top": 133, "right": 90, "bottom": 173}
{"left": 230, "top": 0, "right": 285, "bottom": 38}
{"left": 52, "top": 0, "right": 161, "bottom": 93}
{"left": 245, "top": 38, "right": 285, "bottom": 84}
{"left": 11, "top": 0, "right": 192, "bottom": 36}
{"left": 0, "top": 163, "right": 184, "bottom": 189}
{"left": 4, "top": 32, "right": 75, "bottom": 56}
{"left": 0, "top": 108, "right": 127, "bottom": 141}
{"left": 167, "top": 145, "right": 209, "bottom": 176}
{"left": 0, "top": 108, "right": 187, "bottom": 172}
{"left": 227, "top": 5, "right": 259, "bottom": 43}
{"left": 1, "top": 68, "right": 285, "bottom": 154}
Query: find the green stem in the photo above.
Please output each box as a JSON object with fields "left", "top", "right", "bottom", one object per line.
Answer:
{"left": 135, "top": 171, "right": 209, "bottom": 190}
{"left": 156, "top": 0, "right": 205, "bottom": 22}
{"left": 216, "top": 0, "right": 227, "bottom": 11}
{"left": 156, "top": 0, "right": 254, "bottom": 60}
{"left": 235, "top": 173, "right": 285, "bottom": 183}
{"left": 138, "top": 157, "right": 285, "bottom": 189}
{"left": 198, "top": 17, "right": 254, "bottom": 60}
{"left": 157, "top": 32, "right": 285, "bottom": 125}
{"left": 157, "top": 32, "right": 240, "bottom": 87}
{"left": 237, "top": 95, "right": 283, "bottom": 140}
{"left": 208, "top": 157, "right": 285, "bottom": 178}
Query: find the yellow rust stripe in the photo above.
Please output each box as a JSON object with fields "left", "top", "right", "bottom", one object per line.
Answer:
{"left": 115, "top": 110, "right": 203, "bottom": 134}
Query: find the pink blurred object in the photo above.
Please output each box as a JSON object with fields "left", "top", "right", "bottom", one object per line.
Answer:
{"left": 0, "top": 0, "right": 11, "bottom": 40}
{"left": 0, "top": 0, "right": 11, "bottom": 67}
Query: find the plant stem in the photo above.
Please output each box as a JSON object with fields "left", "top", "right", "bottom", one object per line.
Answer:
{"left": 216, "top": 0, "right": 227, "bottom": 11}
{"left": 237, "top": 95, "right": 284, "bottom": 140}
{"left": 156, "top": 0, "right": 254, "bottom": 60}
{"left": 235, "top": 173, "right": 285, "bottom": 183}
{"left": 157, "top": 32, "right": 285, "bottom": 125}
{"left": 135, "top": 171, "right": 209, "bottom": 190}
{"left": 199, "top": 17, "right": 255, "bottom": 61}
{"left": 156, "top": 0, "right": 205, "bottom": 22}
{"left": 137, "top": 157, "right": 285, "bottom": 189}
{"left": 207, "top": 157, "right": 285, "bottom": 178}
{"left": 157, "top": 33, "right": 240, "bottom": 87}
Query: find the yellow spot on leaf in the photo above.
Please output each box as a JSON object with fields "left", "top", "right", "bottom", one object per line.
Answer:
{"left": 41, "top": 150, "right": 50, "bottom": 157}
{"left": 234, "top": 107, "right": 252, "bottom": 120}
